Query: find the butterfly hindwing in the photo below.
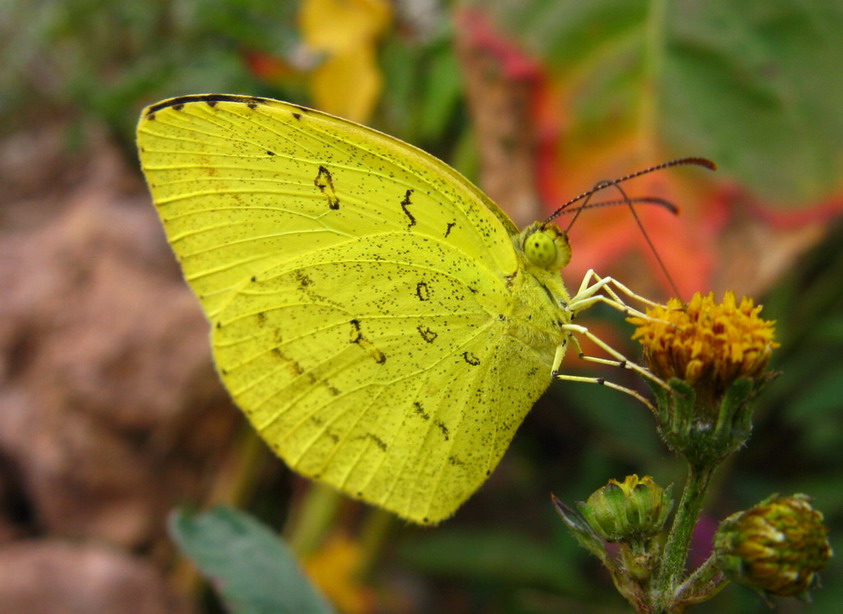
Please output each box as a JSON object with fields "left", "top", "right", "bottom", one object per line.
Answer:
{"left": 213, "top": 232, "right": 550, "bottom": 522}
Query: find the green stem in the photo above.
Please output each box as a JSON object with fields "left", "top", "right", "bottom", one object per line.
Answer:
{"left": 286, "top": 482, "right": 343, "bottom": 557}
{"left": 207, "top": 426, "right": 268, "bottom": 508}
{"left": 358, "top": 508, "right": 393, "bottom": 579}
{"left": 652, "top": 464, "right": 714, "bottom": 611}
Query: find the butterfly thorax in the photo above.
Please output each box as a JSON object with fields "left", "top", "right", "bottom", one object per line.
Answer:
{"left": 502, "top": 223, "right": 573, "bottom": 367}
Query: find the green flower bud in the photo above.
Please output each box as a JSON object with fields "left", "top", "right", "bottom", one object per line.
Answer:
{"left": 714, "top": 494, "right": 832, "bottom": 598}
{"left": 578, "top": 475, "right": 673, "bottom": 543}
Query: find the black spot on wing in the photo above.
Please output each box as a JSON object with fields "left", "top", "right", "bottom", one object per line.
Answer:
{"left": 349, "top": 319, "right": 386, "bottom": 364}
{"left": 463, "top": 351, "right": 481, "bottom": 366}
{"left": 444, "top": 221, "right": 456, "bottom": 238}
{"left": 400, "top": 189, "right": 416, "bottom": 229}
{"left": 416, "top": 281, "right": 430, "bottom": 301}
{"left": 325, "top": 382, "right": 341, "bottom": 396}
{"left": 417, "top": 325, "right": 437, "bottom": 343}
{"left": 365, "top": 433, "right": 388, "bottom": 452}
{"left": 448, "top": 455, "right": 465, "bottom": 467}
{"left": 315, "top": 165, "right": 340, "bottom": 210}
{"left": 413, "top": 401, "right": 430, "bottom": 420}
{"left": 349, "top": 319, "right": 362, "bottom": 343}
{"left": 435, "top": 420, "right": 450, "bottom": 441}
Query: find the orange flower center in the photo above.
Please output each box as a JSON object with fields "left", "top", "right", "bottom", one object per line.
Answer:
{"left": 629, "top": 292, "right": 778, "bottom": 386}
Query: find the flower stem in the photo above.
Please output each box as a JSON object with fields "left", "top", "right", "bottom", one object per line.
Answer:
{"left": 287, "top": 482, "right": 342, "bottom": 557}
{"left": 358, "top": 508, "right": 393, "bottom": 578}
{"left": 652, "top": 464, "right": 714, "bottom": 611}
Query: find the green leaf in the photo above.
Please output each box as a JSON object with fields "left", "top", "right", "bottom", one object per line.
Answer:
{"left": 493, "top": 0, "right": 843, "bottom": 207}
{"left": 782, "top": 365, "right": 843, "bottom": 457}
{"left": 417, "top": 43, "right": 464, "bottom": 143}
{"left": 169, "top": 506, "right": 335, "bottom": 614}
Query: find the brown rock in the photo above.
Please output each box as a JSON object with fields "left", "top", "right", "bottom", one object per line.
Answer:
{"left": 0, "top": 134, "right": 239, "bottom": 550}
{"left": 0, "top": 540, "right": 194, "bottom": 614}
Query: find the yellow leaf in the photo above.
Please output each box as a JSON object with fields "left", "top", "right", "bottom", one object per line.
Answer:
{"left": 300, "top": 0, "right": 391, "bottom": 122}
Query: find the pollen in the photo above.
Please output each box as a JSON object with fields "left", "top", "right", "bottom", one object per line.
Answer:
{"left": 629, "top": 292, "right": 779, "bottom": 387}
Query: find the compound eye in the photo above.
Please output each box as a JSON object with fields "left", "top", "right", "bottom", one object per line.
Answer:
{"left": 524, "top": 229, "right": 557, "bottom": 268}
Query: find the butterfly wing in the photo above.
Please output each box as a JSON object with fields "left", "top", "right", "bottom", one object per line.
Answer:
{"left": 138, "top": 95, "right": 519, "bottom": 317}
{"left": 137, "top": 95, "right": 555, "bottom": 523}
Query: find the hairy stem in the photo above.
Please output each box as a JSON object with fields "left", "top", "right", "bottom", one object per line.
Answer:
{"left": 652, "top": 464, "right": 714, "bottom": 611}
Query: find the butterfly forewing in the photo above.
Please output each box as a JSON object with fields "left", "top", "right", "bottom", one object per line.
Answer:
{"left": 137, "top": 96, "right": 518, "bottom": 318}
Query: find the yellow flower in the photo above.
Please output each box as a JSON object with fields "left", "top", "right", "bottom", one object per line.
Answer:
{"left": 629, "top": 292, "right": 779, "bottom": 467}
{"left": 303, "top": 533, "right": 374, "bottom": 614}
{"left": 630, "top": 292, "right": 778, "bottom": 392}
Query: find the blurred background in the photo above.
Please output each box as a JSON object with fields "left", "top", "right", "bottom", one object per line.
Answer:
{"left": 1, "top": 1, "right": 841, "bottom": 612}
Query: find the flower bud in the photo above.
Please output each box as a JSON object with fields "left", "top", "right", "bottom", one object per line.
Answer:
{"left": 714, "top": 494, "right": 832, "bottom": 598}
{"left": 578, "top": 475, "right": 673, "bottom": 543}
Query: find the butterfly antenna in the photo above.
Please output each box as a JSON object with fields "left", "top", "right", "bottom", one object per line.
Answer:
{"left": 618, "top": 182, "right": 684, "bottom": 297}
{"left": 544, "top": 157, "right": 716, "bottom": 297}
{"left": 544, "top": 157, "right": 716, "bottom": 224}
{"left": 558, "top": 197, "right": 680, "bottom": 216}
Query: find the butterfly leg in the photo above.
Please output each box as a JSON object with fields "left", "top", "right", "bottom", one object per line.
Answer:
{"left": 568, "top": 270, "right": 668, "bottom": 323}
{"left": 560, "top": 323, "right": 668, "bottom": 390}
{"left": 551, "top": 271, "right": 674, "bottom": 408}
{"left": 551, "top": 325, "right": 662, "bottom": 412}
{"left": 574, "top": 269, "right": 661, "bottom": 308}
{"left": 553, "top": 370, "right": 657, "bottom": 413}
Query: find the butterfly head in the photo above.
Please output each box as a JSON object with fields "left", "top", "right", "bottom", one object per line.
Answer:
{"left": 520, "top": 222, "right": 571, "bottom": 271}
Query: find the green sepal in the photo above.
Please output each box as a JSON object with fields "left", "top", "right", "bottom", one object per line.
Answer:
{"left": 551, "top": 494, "right": 611, "bottom": 562}
{"left": 651, "top": 376, "right": 768, "bottom": 470}
{"left": 553, "top": 493, "right": 650, "bottom": 607}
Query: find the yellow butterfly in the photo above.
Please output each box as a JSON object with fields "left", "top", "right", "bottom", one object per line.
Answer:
{"left": 137, "top": 94, "right": 667, "bottom": 524}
